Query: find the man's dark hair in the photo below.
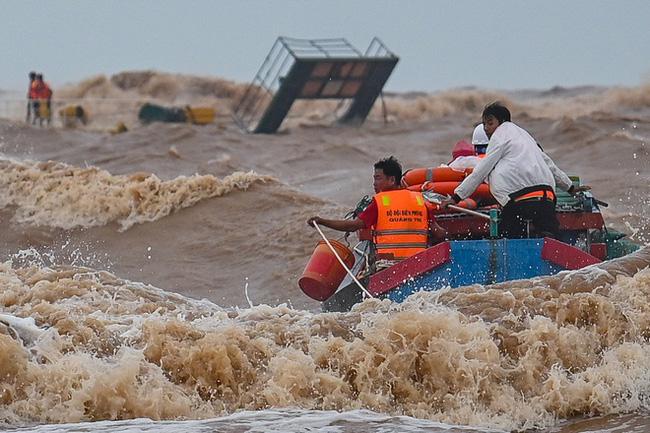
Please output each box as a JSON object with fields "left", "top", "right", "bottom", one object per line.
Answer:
{"left": 28, "top": 71, "right": 36, "bottom": 80}
{"left": 374, "top": 155, "right": 402, "bottom": 185}
{"left": 482, "top": 102, "right": 511, "bottom": 123}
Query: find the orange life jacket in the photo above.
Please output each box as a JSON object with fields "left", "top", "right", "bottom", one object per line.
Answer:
{"left": 373, "top": 189, "right": 429, "bottom": 260}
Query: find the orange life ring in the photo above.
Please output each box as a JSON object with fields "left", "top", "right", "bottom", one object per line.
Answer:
{"left": 401, "top": 167, "right": 472, "bottom": 188}
{"left": 407, "top": 181, "right": 494, "bottom": 202}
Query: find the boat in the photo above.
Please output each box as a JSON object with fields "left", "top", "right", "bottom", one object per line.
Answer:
{"left": 299, "top": 177, "right": 640, "bottom": 312}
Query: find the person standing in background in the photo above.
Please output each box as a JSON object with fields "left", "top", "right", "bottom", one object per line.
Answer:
{"left": 33, "top": 74, "right": 53, "bottom": 126}
{"left": 26, "top": 71, "right": 37, "bottom": 123}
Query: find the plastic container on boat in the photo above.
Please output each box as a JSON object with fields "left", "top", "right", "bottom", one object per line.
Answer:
{"left": 298, "top": 239, "right": 355, "bottom": 301}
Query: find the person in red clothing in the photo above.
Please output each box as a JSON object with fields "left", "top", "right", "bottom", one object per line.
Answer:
{"left": 308, "top": 156, "right": 447, "bottom": 263}
{"left": 447, "top": 139, "right": 480, "bottom": 169}
{"left": 32, "top": 74, "right": 53, "bottom": 125}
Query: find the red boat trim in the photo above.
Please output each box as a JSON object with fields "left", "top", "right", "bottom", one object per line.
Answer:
{"left": 437, "top": 215, "right": 489, "bottom": 237}
{"left": 590, "top": 243, "right": 607, "bottom": 260}
{"left": 541, "top": 237, "right": 601, "bottom": 270}
{"left": 556, "top": 212, "right": 605, "bottom": 230}
{"left": 436, "top": 212, "right": 604, "bottom": 238}
{"left": 369, "top": 241, "right": 451, "bottom": 296}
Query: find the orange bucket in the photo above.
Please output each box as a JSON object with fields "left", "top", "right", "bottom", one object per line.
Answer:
{"left": 298, "top": 239, "right": 355, "bottom": 301}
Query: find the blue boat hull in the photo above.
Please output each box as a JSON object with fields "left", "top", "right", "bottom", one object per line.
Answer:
{"left": 323, "top": 237, "right": 601, "bottom": 312}
{"left": 385, "top": 238, "right": 563, "bottom": 303}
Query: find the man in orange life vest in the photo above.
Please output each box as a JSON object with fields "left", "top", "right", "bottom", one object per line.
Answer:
{"left": 307, "top": 156, "right": 447, "bottom": 262}
{"left": 443, "top": 102, "right": 590, "bottom": 238}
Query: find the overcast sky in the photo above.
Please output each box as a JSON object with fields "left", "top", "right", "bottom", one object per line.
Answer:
{"left": 1, "top": 0, "right": 649, "bottom": 93}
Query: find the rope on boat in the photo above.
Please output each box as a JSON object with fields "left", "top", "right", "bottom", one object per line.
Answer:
{"left": 312, "top": 221, "right": 374, "bottom": 299}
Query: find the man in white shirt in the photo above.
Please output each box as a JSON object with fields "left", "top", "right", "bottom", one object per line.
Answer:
{"left": 445, "top": 102, "right": 589, "bottom": 238}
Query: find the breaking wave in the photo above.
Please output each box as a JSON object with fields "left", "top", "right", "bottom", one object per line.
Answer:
{"left": 58, "top": 71, "right": 249, "bottom": 103}
{"left": 0, "top": 247, "right": 648, "bottom": 430}
{"left": 379, "top": 89, "right": 514, "bottom": 121}
{"left": 53, "top": 71, "right": 650, "bottom": 125}
{"left": 0, "top": 159, "right": 272, "bottom": 230}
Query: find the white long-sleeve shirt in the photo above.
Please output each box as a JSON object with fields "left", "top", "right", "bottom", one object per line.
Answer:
{"left": 454, "top": 122, "right": 573, "bottom": 206}
{"left": 448, "top": 155, "right": 480, "bottom": 169}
